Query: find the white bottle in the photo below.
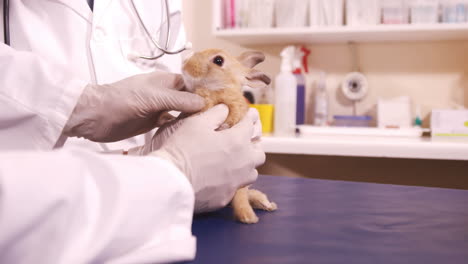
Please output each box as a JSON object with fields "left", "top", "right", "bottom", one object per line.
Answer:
{"left": 314, "top": 72, "right": 328, "bottom": 126}
{"left": 274, "top": 46, "right": 297, "bottom": 136}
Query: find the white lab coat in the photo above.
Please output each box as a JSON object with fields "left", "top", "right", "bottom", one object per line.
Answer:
{"left": 1, "top": 0, "right": 185, "bottom": 151}
{"left": 0, "top": 149, "right": 196, "bottom": 264}
{"left": 0, "top": 0, "right": 197, "bottom": 263}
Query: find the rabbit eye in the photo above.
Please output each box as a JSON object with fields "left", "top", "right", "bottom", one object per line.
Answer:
{"left": 213, "top": 56, "right": 224, "bottom": 67}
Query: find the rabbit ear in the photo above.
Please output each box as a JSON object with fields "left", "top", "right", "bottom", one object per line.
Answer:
{"left": 238, "top": 51, "right": 266, "bottom": 68}
{"left": 244, "top": 69, "right": 271, "bottom": 88}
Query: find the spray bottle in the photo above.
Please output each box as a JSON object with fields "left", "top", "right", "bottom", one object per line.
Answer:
{"left": 314, "top": 72, "right": 328, "bottom": 126}
{"left": 274, "top": 46, "right": 297, "bottom": 135}
{"left": 293, "top": 46, "right": 311, "bottom": 125}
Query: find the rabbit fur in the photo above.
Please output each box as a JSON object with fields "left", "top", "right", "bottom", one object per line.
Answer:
{"left": 181, "top": 49, "right": 277, "bottom": 224}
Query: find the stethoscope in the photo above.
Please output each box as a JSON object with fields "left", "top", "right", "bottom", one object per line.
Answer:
{"left": 2, "top": 0, "right": 191, "bottom": 60}
{"left": 3, "top": 0, "right": 10, "bottom": 46}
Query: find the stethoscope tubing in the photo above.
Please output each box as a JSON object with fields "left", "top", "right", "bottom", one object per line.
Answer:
{"left": 3, "top": 0, "right": 10, "bottom": 46}
{"left": 130, "top": 0, "right": 189, "bottom": 60}
{"left": 2, "top": 0, "right": 189, "bottom": 58}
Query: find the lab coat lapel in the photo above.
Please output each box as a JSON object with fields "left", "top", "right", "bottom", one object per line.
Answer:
{"left": 92, "top": 0, "right": 115, "bottom": 25}
{"left": 47, "top": 0, "right": 93, "bottom": 23}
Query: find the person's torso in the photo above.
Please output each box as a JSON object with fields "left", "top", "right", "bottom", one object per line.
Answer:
{"left": 1, "top": 0, "right": 186, "bottom": 150}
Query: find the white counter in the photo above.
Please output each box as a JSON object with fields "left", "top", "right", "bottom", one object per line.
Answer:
{"left": 261, "top": 134, "right": 468, "bottom": 161}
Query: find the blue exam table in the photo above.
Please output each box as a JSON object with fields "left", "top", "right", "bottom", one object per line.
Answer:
{"left": 186, "top": 175, "right": 468, "bottom": 264}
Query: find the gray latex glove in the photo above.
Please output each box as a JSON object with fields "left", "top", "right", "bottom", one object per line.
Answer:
{"left": 133, "top": 105, "right": 265, "bottom": 213}
{"left": 63, "top": 71, "right": 205, "bottom": 142}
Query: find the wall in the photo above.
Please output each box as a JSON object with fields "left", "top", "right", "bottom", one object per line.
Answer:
{"left": 182, "top": 0, "right": 468, "bottom": 188}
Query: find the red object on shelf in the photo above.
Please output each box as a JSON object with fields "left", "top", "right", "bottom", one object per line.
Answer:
{"left": 230, "top": 0, "right": 236, "bottom": 28}
{"left": 301, "top": 46, "right": 311, "bottom": 73}
{"left": 223, "top": 0, "right": 236, "bottom": 29}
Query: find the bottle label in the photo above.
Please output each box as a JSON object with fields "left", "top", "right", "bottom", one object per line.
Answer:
{"left": 296, "top": 84, "right": 305, "bottom": 125}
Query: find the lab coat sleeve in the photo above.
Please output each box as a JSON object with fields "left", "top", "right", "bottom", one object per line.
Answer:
{"left": 0, "top": 148, "right": 196, "bottom": 264}
{"left": 0, "top": 43, "right": 88, "bottom": 150}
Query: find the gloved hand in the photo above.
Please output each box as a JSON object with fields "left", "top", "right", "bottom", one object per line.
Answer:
{"left": 129, "top": 107, "right": 262, "bottom": 156}
{"left": 145, "top": 105, "right": 265, "bottom": 213}
{"left": 63, "top": 71, "right": 205, "bottom": 142}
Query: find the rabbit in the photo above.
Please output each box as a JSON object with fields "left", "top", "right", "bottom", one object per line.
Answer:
{"left": 181, "top": 49, "right": 277, "bottom": 224}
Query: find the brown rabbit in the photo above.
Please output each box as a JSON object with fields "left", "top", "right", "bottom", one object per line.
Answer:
{"left": 182, "top": 49, "right": 277, "bottom": 224}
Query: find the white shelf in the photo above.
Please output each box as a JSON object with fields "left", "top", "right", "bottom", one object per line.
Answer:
{"left": 214, "top": 24, "right": 468, "bottom": 44}
{"left": 260, "top": 134, "right": 468, "bottom": 161}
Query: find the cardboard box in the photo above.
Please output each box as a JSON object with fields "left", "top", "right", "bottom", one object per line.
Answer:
{"left": 431, "top": 110, "right": 468, "bottom": 137}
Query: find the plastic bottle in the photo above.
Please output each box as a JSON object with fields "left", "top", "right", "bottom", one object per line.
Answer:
{"left": 274, "top": 46, "right": 297, "bottom": 135}
{"left": 414, "top": 105, "right": 423, "bottom": 127}
{"left": 314, "top": 72, "right": 328, "bottom": 126}
{"left": 293, "top": 46, "right": 311, "bottom": 125}
{"left": 293, "top": 50, "right": 305, "bottom": 126}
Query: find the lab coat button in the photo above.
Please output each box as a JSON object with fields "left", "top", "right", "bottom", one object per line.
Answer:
{"left": 93, "top": 28, "right": 106, "bottom": 42}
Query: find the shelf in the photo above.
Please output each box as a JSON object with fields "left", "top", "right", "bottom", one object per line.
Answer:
{"left": 260, "top": 134, "right": 468, "bottom": 161}
{"left": 214, "top": 24, "right": 468, "bottom": 44}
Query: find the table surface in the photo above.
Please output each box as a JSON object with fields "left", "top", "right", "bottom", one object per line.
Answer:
{"left": 186, "top": 175, "right": 468, "bottom": 264}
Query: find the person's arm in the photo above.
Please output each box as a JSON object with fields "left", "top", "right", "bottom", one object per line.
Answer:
{"left": 130, "top": 105, "right": 265, "bottom": 213}
{"left": 0, "top": 43, "right": 88, "bottom": 150}
{"left": 0, "top": 43, "right": 204, "bottom": 150}
{"left": 0, "top": 148, "right": 196, "bottom": 264}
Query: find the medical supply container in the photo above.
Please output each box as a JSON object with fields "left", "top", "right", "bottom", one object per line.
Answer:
{"left": 293, "top": 46, "right": 310, "bottom": 125}
{"left": 381, "top": 0, "right": 410, "bottom": 24}
{"left": 414, "top": 106, "right": 423, "bottom": 127}
{"left": 314, "top": 72, "right": 328, "bottom": 126}
{"left": 275, "top": 0, "right": 309, "bottom": 27}
{"left": 247, "top": 0, "right": 275, "bottom": 28}
{"left": 377, "top": 96, "right": 413, "bottom": 129}
{"left": 346, "top": 0, "right": 381, "bottom": 26}
{"left": 441, "top": 0, "right": 467, "bottom": 23}
{"left": 250, "top": 104, "right": 274, "bottom": 133}
{"left": 333, "top": 115, "right": 372, "bottom": 127}
{"left": 293, "top": 69, "right": 306, "bottom": 126}
{"left": 309, "top": 0, "right": 344, "bottom": 26}
{"left": 274, "top": 46, "right": 297, "bottom": 135}
{"left": 431, "top": 109, "right": 468, "bottom": 138}
{"left": 410, "top": 0, "right": 440, "bottom": 24}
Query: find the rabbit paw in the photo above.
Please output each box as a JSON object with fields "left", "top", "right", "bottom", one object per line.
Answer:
{"left": 249, "top": 189, "right": 278, "bottom": 212}
{"left": 234, "top": 205, "right": 259, "bottom": 224}
{"left": 217, "top": 123, "right": 230, "bottom": 131}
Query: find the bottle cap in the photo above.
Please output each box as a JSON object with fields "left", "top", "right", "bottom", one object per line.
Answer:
{"left": 280, "top": 46, "right": 295, "bottom": 72}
